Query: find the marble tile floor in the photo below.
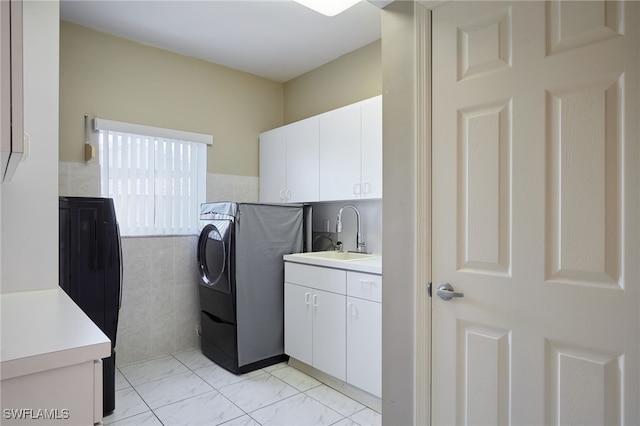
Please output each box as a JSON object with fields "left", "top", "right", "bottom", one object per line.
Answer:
{"left": 105, "top": 349, "right": 381, "bottom": 426}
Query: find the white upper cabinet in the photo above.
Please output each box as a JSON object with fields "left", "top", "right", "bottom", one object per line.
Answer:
{"left": 259, "top": 95, "right": 382, "bottom": 203}
{"left": 1, "top": 0, "right": 24, "bottom": 183}
{"left": 259, "top": 128, "right": 286, "bottom": 203}
{"left": 319, "top": 95, "right": 382, "bottom": 201}
{"left": 286, "top": 118, "right": 320, "bottom": 202}
{"left": 259, "top": 116, "right": 319, "bottom": 203}
{"left": 319, "top": 102, "right": 361, "bottom": 201}
{"left": 360, "top": 96, "right": 382, "bottom": 199}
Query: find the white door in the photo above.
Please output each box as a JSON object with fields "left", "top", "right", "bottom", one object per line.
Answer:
{"left": 361, "top": 96, "right": 383, "bottom": 199}
{"left": 259, "top": 128, "right": 286, "bottom": 203}
{"left": 346, "top": 296, "right": 381, "bottom": 397}
{"left": 319, "top": 102, "right": 361, "bottom": 201}
{"left": 431, "top": 1, "right": 639, "bottom": 425}
{"left": 312, "top": 289, "right": 346, "bottom": 381}
{"left": 286, "top": 117, "right": 320, "bottom": 202}
{"left": 284, "top": 283, "right": 313, "bottom": 365}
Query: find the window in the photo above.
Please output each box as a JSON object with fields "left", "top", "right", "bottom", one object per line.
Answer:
{"left": 96, "top": 118, "right": 211, "bottom": 236}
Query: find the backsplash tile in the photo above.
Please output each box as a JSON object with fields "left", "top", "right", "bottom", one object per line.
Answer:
{"left": 61, "top": 161, "right": 101, "bottom": 197}
{"left": 59, "top": 161, "right": 259, "bottom": 365}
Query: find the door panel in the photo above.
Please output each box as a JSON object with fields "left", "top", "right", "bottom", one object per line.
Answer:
{"left": 259, "top": 129, "right": 286, "bottom": 203}
{"left": 286, "top": 117, "right": 319, "bottom": 202}
{"left": 312, "top": 289, "right": 346, "bottom": 381}
{"left": 457, "top": 100, "right": 511, "bottom": 275}
{"left": 284, "top": 283, "right": 313, "bottom": 365}
{"left": 346, "top": 297, "right": 381, "bottom": 397}
{"left": 431, "top": 1, "right": 638, "bottom": 424}
{"left": 458, "top": 323, "right": 510, "bottom": 425}
{"left": 319, "top": 103, "right": 361, "bottom": 201}
{"left": 361, "top": 96, "right": 383, "bottom": 199}
{"left": 546, "top": 79, "right": 622, "bottom": 286}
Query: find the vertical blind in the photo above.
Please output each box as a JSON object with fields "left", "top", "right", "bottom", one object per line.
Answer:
{"left": 95, "top": 119, "right": 211, "bottom": 236}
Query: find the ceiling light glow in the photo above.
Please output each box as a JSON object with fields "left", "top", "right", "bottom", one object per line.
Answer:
{"left": 294, "top": 0, "right": 361, "bottom": 17}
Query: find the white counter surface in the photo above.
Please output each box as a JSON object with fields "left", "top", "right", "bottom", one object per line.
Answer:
{"left": 284, "top": 252, "right": 382, "bottom": 275}
{"left": 0, "top": 288, "right": 111, "bottom": 380}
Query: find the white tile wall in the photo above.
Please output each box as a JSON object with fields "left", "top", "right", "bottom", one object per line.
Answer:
{"left": 117, "top": 235, "right": 201, "bottom": 365}
{"left": 206, "top": 173, "right": 259, "bottom": 203}
{"left": 59, "top": 161, "right": 260, "bottom": 365}
{"left": 58, "top": 161, "right": 101, "bottom": 197}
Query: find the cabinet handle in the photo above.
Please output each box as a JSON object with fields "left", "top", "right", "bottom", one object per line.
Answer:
{"left": 286, "top": 189, "right": 291, "bottom": 200}
{"left": 359, "top": 279, "right": 374, "bottom": 287}
{"left": 304, "top": 292, "right": 311, "bottom": 305}
{"left": 347, "top": 302, "right": 358, "bottom": 318}
{"left": 353, "top": 183, "right": 361, "bottom": 195}
{"left": 279, "top": 189, "right": 286, "bottom": 201}
{"left": 312, "top": 294, "right": 318, "bottom": 307}
{"left": 363, "top": 182, "right": 371, "bottom": 194}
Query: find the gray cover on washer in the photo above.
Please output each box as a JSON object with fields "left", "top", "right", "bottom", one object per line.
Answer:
{"left": 235, "top": 203, "right": 303, "bottom": 367}
{"left": 200, "top": 201, "right": 238, "bottom": 223}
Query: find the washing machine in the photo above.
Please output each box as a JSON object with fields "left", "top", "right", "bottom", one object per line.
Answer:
{"left": 197, "top": 202, "right": 310, "bottom": 374}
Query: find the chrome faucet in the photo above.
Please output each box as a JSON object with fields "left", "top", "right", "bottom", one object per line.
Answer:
{"left": 336, "top": 204, "right": 367, "bottom": 253}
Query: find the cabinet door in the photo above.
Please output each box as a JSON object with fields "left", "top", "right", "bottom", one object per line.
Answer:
{"left": 286, "top": 117, "right": 319, "bottom": 202}
{"left": 319, "top": 103, "right": 361, "bottom": 201}
{"left": 284, "top": 283, "right": 313, "bottom": 365}
{"left": 259, "top": 129, "right": 286, "bottom": 203}
{"left": 312, "top": 289, "right": 346, "bottom": 381}
{"left": 346, "top": 297, "right": 381, "bottom": 397}
{"left": 1, "top": 0, "right": 23, "bottom": 182}
{"left": 0, "top": 0, "right": 11, "bottom": 179}
{"left": 360, "top": 96, "right": 382, "bottom": 199}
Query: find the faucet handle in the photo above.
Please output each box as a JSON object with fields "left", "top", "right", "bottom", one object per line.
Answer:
{"left": 335, "top": 241, "right": 343, "bottom": 252}
{"left": 357, "top": 233, "right": 367, "bottom": 253}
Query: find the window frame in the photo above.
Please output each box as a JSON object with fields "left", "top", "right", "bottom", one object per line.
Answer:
{"left": 95, "top": 118, "right": 211, "bottom": 236}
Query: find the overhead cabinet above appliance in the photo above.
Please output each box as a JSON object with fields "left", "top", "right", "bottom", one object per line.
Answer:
{"left": 259, "top": 95, "right": 382, "bottom": 203}
{"left": 259, "top": 116, "right": 319, "bottom": 203}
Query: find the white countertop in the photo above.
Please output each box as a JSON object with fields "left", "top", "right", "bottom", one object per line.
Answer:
{"left": 0, "top": 288, "right": 111, "bottom": 380}
{"left": 284, "top": 252, "right": 382, "bottom": 274}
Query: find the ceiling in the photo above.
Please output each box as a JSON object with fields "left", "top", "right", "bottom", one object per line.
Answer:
{"left": 59, "top": 0, "right": 384, "bottom": 83}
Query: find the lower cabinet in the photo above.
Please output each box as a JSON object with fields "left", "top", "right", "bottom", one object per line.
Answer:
{"left": 284, "top": 262, "right": 381, "bottom": 397}
{"left": 311, "top": 288, "right": 346, "bottom": 380}
{"left": 1, "top": 359, "right": 104, "bottom": 425}
{"left": 283, "top": 283, "right": 313, "bottom": 368}
{"left": 285, "top": 283, "right": 346, "bottom": 381}
{"left": 346, "top": 297, "right": 381, "bottom": 397}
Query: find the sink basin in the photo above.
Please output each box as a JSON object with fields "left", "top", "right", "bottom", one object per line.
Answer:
{"left": 296, "top": 251, "right": 378, "bottom": 261}
{"left": 284, "top": 251, "right": 382, "bottom": 274}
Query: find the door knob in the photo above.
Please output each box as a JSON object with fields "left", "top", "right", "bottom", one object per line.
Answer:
{"left": 436, "top": 282, "right": 464, "bottom": 301}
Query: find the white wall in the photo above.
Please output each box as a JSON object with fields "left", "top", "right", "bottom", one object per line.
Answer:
{"left": 381, "top": 2, "right": 416, "bottom": 424}
{"left": 1, "top": 1, "right": 59, "bottom": 294}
